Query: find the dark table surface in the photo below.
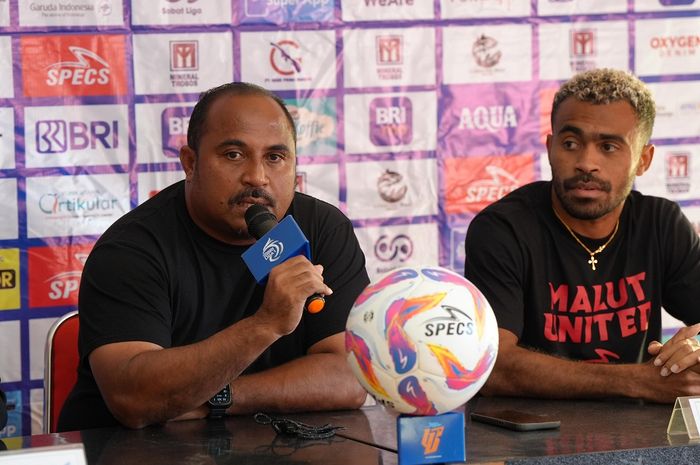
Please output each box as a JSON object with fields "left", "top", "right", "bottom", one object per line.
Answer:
{"left": 299, "top": 396, "right": 700, "bottom": 464}
{"left": 3, "top": 397, "right": 700, "bottom": 464}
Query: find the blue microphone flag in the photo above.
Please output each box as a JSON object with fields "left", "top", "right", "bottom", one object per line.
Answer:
{"left": 242, "top": 215, "right": 311, "bottom": 284}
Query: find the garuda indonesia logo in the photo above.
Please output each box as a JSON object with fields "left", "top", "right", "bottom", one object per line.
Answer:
{"left": 262, "top": 237, "right": 284, "bottom": 262}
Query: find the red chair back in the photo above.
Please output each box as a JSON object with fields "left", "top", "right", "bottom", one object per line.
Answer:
{"left": 44, "top": 310, "right": 79, "bottom": 433}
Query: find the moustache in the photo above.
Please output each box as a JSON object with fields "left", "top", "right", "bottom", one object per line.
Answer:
{"left": 229, "top": 187, "right": 276, "bottom": 208}
{"left": 562, "top": 173, "right": 611, "bottom": 193}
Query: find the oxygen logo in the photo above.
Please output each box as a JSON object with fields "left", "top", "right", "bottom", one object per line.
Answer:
{"left": 262, "top": 237, "right": 284, "bottom": 262}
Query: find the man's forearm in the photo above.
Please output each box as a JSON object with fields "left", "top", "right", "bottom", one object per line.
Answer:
{"left": 482, "top": 341, "right": 700, "bottom": 403}
{"left": 92, "top": 313, "right": 282, "bottom": 428}
{"left": 228, "top": 352, "right": 367, "bottom": 415}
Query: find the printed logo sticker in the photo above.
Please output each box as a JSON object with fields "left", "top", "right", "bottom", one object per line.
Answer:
{"left": 444, "top": 155, "right": 535, "bottom": 214}
{"left": 28, "top": 244, "right": 94, "bottom": 308}
{"left": 369, "top": 96, "right": 413, "bottom": 146}
{"left": 0, "top": 248, "right": 20, "bottom": 310}
{"left": 21, "top": 34, "right": 128, "bottom": 97}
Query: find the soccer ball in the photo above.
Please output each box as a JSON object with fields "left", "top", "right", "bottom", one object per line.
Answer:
{"left": 345, "top": 266, "right": 499, "bottom": 415}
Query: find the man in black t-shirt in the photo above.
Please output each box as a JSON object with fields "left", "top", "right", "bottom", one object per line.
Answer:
{"left": 58, "top": 83, "right": 369, "bottom": 431}
{"left": 465, "top": 69, "right": 700, "bottom": 403}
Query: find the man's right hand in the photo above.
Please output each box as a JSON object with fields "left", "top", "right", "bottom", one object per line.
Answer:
{"left": 254, "top": 255, "right": 332, "bottom": 337}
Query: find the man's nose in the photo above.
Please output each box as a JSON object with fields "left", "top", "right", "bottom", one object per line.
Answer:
{"left": 241, "top": 159, "right": 268, "bottom": 186}
{"left": 575, "top": 143, "right": 600, "bottom": 173}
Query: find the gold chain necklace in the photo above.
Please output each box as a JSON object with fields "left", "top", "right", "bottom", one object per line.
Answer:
{"left": 552, "top": 207, "right": 620, "bottom": 271}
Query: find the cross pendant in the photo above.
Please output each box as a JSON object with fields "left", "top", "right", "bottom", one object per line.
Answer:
{"left": 588, "top": 255, "right": 598, "bottom": 271}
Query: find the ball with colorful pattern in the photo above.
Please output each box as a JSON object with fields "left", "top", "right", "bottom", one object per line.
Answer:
{"left": 345, "top": 266, "right": 499, "bottom": 415}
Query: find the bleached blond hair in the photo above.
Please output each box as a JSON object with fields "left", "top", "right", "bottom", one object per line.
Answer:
{"left": 551, "top": 68, "right": 656, "bottom": 144}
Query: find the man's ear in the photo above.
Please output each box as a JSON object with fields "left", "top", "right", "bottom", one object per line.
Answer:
{"left": 180, "top": 145, "right": 196, "bottom": 182}
{"left": 636, "top": 143, "right": 654, "bottom": 176}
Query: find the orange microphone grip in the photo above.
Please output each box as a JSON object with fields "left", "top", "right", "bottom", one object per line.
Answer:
{"left": 306, "top": 295, "right": 326, "bottom": 314}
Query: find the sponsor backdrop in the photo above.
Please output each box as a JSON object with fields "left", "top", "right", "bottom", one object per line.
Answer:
{"left": 0, "top": 0, "right": 698, "bottom": 437}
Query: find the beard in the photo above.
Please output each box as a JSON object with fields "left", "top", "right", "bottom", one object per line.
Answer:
{"left": 552, "top": 171, "right": 635, "bottom": 220}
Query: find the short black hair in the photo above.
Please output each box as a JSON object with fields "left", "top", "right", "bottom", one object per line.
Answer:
{"left": 186, "top": 82, "right": 297, "bottom": 154}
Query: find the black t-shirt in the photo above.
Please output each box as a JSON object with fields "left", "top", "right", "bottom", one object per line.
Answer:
{"left": 465, "top": 181, "right": 700, "bottom": 363}
{"left": 58, "top": 181, "right": 369, "bottom": 431}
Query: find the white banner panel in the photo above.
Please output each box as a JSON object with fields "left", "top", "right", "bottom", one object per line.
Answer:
{"left": 344, "top": 91, "right": 437, "bottom": 154}
{"left": 131, "top": 0, "right": 232, "bottom": 25}
{"left": 635, "top": 0, "right": 700, "bottom": 12}
{"left": 25, "top": 104, "right": 128, "bottom": 168}
{"left": 133, "top": 32, "right": 233, "bottom": 95}
{"left": 635, "top": 18, "right": 700, "bottom": 77}
{"left": 135, "top": 102, "right": 195, "bottom": 164}
{"left": 634, "top": 144, "right": 700, "bottom": 201}
{"left": 537, "top": 0, "right": 626, "bottom": 15}
{"left": 240, "top": 30, "right": 336, "bottom": 91}
{"left": 0, "top": 0, "right": 8, "bottom": 27}
{"left": 355, "top": 222, "right": 440, "bottom": 281}
{"left": 18, "top": 0, "right": 124, "bottom": 27}
{"left": 137, "top": 171, "right": 185, "bottom": 205}
{"left": 341, "top": 0, "right": 434, "bottom": 21}
{"left": 441, "top": 0, "right": 531, "bottom": 18}
{"left": 26, "top": 173, "right": 130, "bottom": 238}
{"left": 443, "top": 24, "right": 533, "bottom": 84}
{"left": 0, "top": 321, "right": 21, "bottom": 382}
{"left": 0, "top": 107, "right": 15, "bottom": 169}
{"left": 0, "top": 179, "right": 18, "bottom": 240}
{"left": 649, "top": 81, "right": 700, "bottom": 139}
{"left": 346, "top": 158, "right": 438, "bottom": 220}
{"left": 29, "top": 317, "right": 57, "bottom": 380}
{"left": 539, "top": 21, "right": 630, "bottom": 81}
{"left": 684, "top": 205, "right": 700, "bottom": 236}
{"left": 0, "top": 36, "right": 13, "bottom": 98}
{"left": 296, "top": 163, "right": 340, "bottom": 208}
{"left": 344, "top": 27, "right": 436, "bottom": 88}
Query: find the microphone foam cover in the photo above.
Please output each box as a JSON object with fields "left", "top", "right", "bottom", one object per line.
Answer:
{"left": 245, "top": 205, "right": 278, "bottom": 239}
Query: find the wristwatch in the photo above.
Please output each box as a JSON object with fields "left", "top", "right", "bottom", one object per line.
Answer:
{"left": 207, "top": 384, "right": 232, "bottom": 419}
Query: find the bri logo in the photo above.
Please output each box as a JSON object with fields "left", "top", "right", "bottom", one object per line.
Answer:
{"left": 36, "top": 119, "right": 119, "bottom": 154}
{"left": 421, "top": 424, "right": 445, "bottom": 456}
{"left": 161, "top": 107, "right": 192, "bottom": 158}
{"left": 369, "top": 96, "right": 413, "bottom": 146}
{"left": 262, "top": 238, "right": 284, "bottom": 262}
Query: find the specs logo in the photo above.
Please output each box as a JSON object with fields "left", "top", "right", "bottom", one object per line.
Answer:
{"left": 36, "top": 119, "right": 119, "bottom": 154}
{"left": 45, "top": 46, "right": 110, "bottom": 86}
{"left": 262, "top": 237, "right": 284, "bottom": 262}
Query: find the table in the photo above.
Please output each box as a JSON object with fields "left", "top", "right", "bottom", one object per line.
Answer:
{"left": 0, "top": 414, "right": 395, "bottom": 465}
{"left": 302, "top": 396, "right": 700, "bottom": 464}
{"left": 3, "top": 397, "right": 700, "bottom": 464}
